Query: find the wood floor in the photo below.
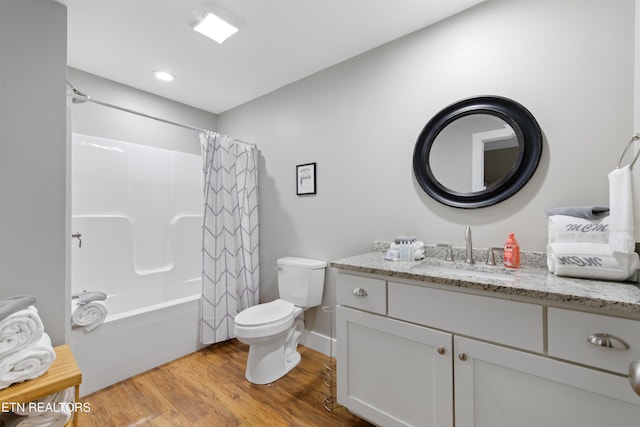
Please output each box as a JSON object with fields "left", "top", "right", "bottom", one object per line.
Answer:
{"left": 78, "top": 339, "right": 373, "bottom": 426}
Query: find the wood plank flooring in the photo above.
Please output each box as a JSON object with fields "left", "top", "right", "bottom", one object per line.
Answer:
{"left": 78, "top": 339, "right": 373, "bottom": 426}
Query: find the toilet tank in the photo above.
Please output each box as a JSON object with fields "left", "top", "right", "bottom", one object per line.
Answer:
{"left": 277, "top": 257, "right": 327, "bottom": 308}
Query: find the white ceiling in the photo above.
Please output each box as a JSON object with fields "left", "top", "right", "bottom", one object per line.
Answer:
{"left": 60, "top": 0, "right": 484, "bottom": 114}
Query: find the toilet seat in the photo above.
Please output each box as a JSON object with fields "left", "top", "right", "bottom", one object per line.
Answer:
{"left": 234, "top": 299, "right": 299, "bottom": 339}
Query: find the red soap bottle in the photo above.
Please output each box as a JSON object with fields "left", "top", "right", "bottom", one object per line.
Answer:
{"left": 504, "top": 233, "right": 520, "bottom": 268}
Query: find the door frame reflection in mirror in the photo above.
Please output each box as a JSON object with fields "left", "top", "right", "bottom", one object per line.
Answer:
{"left": 471, "top": 125, "right": 517, "bottom": 192}
{"left": 413, "top": 95, "right": 542, "bottom": 209}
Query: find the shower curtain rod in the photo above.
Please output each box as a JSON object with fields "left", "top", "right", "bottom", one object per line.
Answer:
{"left": 68, "top": 88, "right": 209, "bottom": 133}
{"left": 66, "top": 82, "right": 253, "bottom": 146}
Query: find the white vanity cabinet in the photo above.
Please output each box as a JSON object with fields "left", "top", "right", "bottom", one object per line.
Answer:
{"left": 336, "top": 273, "right": 454, "bottom": 427}
{"left": 336, "top": 306, "right": 453, "bottom": 427}
{"left": 336, "top": 272, "right": 640, "bottom": 427}
{"left": 454, "top": 336, "right": 640, "bottom": 426}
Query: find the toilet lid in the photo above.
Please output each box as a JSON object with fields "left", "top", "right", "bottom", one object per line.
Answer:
{"left": 235, "top": 299, "right": 295, "bottom": 327}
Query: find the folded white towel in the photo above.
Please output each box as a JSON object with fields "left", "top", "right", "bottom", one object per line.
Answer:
{"left": 548, "top": 215, "right": 609, "bottom": 244}
{"left": 0, "top": 306, "right": 44, "bottom": 359}
{"left": 547, "top": 242, "right": 640, "bottom": 281}
{"left": 0, "top": 333, "right": 56, "bottom": 390}
{"left": 5, "top": 387, "right": 74, "bottom": 427}
{"left": 71, "top": 301, "right": 107, "bottom": 333}
{"left": 608, "top": 166, "right": 636, "bottom": 253}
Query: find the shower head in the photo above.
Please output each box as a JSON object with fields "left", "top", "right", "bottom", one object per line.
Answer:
{"left": 66, "top": 81, "right": 90, "bottom": 104}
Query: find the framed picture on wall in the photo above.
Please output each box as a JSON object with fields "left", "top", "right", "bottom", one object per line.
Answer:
{"left": 296, "top": 163, "right": 316, "bottom": 195}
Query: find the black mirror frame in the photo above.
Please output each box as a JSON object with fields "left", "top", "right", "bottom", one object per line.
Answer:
{"left": 413, "top": 95, "right": 542, "bottom": 209}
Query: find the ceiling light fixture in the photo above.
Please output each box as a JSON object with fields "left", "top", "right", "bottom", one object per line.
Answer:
{"left": 152, "top": 70, "right": 175, "bottom": 82}
{"left": 189, "top": 3, "right": 241, "bottom": 44}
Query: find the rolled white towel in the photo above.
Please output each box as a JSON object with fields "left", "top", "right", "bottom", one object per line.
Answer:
{"left": 4, "top": 387, "right": 74, "bottom": 427}
{"left": 547, "top": 242, "right": 640, "bottom": 281}
{"left": 0, "top": 306, "right": 44, "bottom": 359}
{"left": 71, "top": 301, "right": 107, "bottom": 333}
{"left": 0, "top": 333, "right": 56, "bottom": 390}
{"left": 3, "top": 411, "right": 69, "bottom": 427}
{"left": 548, "top": 215, "right": 609, "bottom": 244}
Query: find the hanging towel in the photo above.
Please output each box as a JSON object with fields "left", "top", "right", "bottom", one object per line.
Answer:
{"left": 71, "top": 301, "right": 107, "bottom": 333}
{"left": 0, "top": 306, "right": 44, "bottom": 359}
{"left": 548, "top": 215, "right": 609, "bottom": 244}
{"left": 4, "top": 387, "right": 74, "bottom": 427}
{"left": 608, "top": 165, "right": 636, "bottom": 253}
{"left": 631, "top": 165, "right": 640, "bottom": 242}
{"left": 0, "top": 333, "right": 56, "bottom": 390}
{"left": 547, "top": 242, "right": 640, "bottom": 281}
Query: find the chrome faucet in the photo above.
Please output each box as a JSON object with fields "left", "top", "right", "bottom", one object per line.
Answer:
{"left": 465, "top": 226, "right": 474, "bottom": 264}
{"left": 436, "top": 243, "right": 454, "bottom": 261}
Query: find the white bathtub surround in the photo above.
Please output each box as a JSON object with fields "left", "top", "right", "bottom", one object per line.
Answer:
{"left": 70, "top": 301, "right": 107, "bottom": 333}
{"left": 70, "top": 134, "right": 203, "bottom": 395}
{"left": 200, "top": 131, "right": 259, "bottom": 344}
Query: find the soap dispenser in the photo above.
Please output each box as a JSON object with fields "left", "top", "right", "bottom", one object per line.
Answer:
{"left": 504, "top": 233, "right": 520, "bottom": 268}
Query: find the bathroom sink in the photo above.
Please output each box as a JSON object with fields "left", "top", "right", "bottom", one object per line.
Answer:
{"left": 410, "top": 261, "right": 516, "bottom": 282}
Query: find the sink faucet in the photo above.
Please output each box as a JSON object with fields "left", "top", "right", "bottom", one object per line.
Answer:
{"left": 465, "top": 226, "right": 474, "bottom": 264}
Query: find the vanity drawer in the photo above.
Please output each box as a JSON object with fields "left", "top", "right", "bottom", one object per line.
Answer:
{"left": 337, "top": 274, "right": 386, "bottom": 315}
{"left": 388, "top": 282, "right": 543, "bottom": 352}
{"left": 547, "top": 308, "right": 640, "bottom": 375}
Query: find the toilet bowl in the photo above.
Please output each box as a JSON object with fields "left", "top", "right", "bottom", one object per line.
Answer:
{"left": 234, "top": 299, "right": 304, "bottom": 384}
{"left": 233, "top": 257, "right": 326, "bottom": 384}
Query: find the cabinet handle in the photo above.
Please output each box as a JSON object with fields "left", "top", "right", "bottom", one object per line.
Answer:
{"left": 352, "top": 287, "right": 368, "bottom": 297}
{"left": 458, "top": 353, "right": 467, "bottom": 361}
{"left": 437, "top": 346, "right": 446, "bottom": 355}
{"left": 630, "top": 360, "right": 640, "bottom": 396}
{"left": 587, "top": 333, "right": 630, "bottom": 350}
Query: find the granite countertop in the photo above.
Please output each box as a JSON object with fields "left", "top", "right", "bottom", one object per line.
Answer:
{"left": 330, "top": 251, "right": 640, "bottom": 316}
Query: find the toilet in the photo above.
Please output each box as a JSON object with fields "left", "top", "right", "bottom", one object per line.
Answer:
{"left": 233, "top": 256, "right": 327, "bottom": 384}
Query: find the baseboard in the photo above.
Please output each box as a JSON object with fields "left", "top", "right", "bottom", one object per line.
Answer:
{"left": 301, "top": 329, "right": 337, "bottom": 357}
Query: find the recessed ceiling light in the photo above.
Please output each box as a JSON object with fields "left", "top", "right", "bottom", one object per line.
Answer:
{"left": 189, "top": 3, "right": 241, "bottom": 44}
{"left": 152, "top": 70, "right": 175, "bottom": 82}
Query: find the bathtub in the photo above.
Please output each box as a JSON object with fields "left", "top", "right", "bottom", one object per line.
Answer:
{"left": 70, "top": 291, "right": 201, "bottom": 396}
{"left": 70, "top": 134, "right": 204, "bottom": 396}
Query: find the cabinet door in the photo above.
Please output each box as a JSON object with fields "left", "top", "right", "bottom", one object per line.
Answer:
{"left": 336, "top": 306, "right": 453, "bottom": 427}
{"left": 454, "top": 336, "right": 640, "bottom": 427}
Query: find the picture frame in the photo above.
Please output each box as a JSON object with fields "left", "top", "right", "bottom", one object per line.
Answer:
{"left": 296, "top": 163, "right": 316, "bottom": 195}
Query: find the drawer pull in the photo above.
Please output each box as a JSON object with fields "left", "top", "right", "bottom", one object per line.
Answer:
{"left": 458, "top": 353, "right": 467, "bottom": 362}
{"left": 587, "top": 333, "right": 630, "bottom": 350}
{"left": 629, "top": 360, "right": 640, "bottom": 396}
{"left": 352, "top": 287, "right": 368, "bottom": 297}
{"left": 437, "top": 346, "right": 446, "bottom": 355}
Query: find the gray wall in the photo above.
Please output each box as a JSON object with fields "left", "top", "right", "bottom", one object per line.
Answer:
{"left": 0, "top": 0, "right": 68, "bottom": 345}
{"left": 217, "top": 1, "right": 635, "bottom": 338}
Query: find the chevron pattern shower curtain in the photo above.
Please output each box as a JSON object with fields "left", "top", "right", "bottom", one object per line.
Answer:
{"left": 200, "top": 131, "right": 259, "bottom": 344}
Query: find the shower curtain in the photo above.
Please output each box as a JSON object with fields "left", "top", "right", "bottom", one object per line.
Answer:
{"left": 200, "top": 131, "right": 259, "bottom": 344}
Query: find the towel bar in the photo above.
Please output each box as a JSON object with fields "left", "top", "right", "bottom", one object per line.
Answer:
{"left": 616, "top": 133, "right": 640, "bottom": 169}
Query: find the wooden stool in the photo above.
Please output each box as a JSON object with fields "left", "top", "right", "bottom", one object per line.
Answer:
{"left": 0, "top": 344, "right": 82, "bottom": 427}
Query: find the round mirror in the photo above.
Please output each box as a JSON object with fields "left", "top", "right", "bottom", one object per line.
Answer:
{"left": 413, "top": 96, "right": 542, "bottom": 208}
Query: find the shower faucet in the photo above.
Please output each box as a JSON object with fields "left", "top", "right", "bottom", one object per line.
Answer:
{"left": 72, "top": 232, "right": 82, "bottom": 248}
